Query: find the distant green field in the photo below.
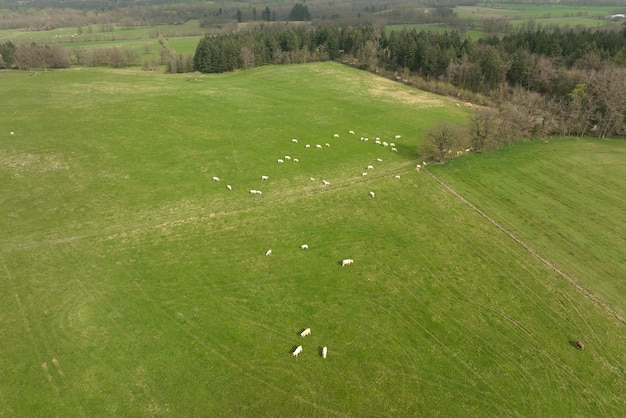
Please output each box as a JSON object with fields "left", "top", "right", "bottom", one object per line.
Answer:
{"left": 457, "top": 3, "right": 619, "bottom": 30}
{"left": 1, "top": 63, "right": 625, "bottom": 416}
{"left": 430, "top": 138, "right": 626, "bottom": 319}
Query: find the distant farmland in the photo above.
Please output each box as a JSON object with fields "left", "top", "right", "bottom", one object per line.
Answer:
{"left": 1, "top": 63, "right": 625, "bottom": 416}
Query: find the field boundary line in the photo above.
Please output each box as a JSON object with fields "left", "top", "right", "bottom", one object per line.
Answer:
{"left": 424, "top": 169, "right": 626, "bottom": 326}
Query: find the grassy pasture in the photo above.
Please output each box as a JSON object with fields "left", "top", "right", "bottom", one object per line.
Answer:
{"left": 457, "top": 4, "right": 619, "bottom": 30}
{"left": 1, "top": 63, "right": 625, "bottom": 416}
{"left": 429, "top": 138, "right": 626, "bottom": 319}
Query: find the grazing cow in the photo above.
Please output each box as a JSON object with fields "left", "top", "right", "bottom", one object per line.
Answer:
{"left": 227, "top": 184, "right": 232, "bottom": 190}
{"left": 291, "top": 138, "right": 298, "bottom": 143}
{"left": 301, "top": 244, "right": 309, "bottom": 250}
{"left": 322, "top": 180, "right": 330, "bottom": 186}
{"left": 265, "top": 249, "right": 272, "bottom": 256}
{"left": 322, "top": 346, "right": 327, "bottom": 359}
{"left": 367, "top": 165, "right": 374, "bottom": 170}
{"left": 261, "top": 175, "right": 269, "bottom": 180}
{"left": 300, "top": 328, "right": 311, "bottom": 337}
{"left": 369, "top": 191, "right": 375, "bottom": 198}
{"left": 576, "top": 341, "right": 585, "bottom": 350}
{"left": 212, "top": 176, "right": 220, "bottom": 182}
{"left": 293, "top": 345, "right": 303, "bottom": 356}
{"left": 277, "top": 159, "right": 284, "bottom": 164}
{"left": 341, "top": 259, "right": 354, "bottom": 267}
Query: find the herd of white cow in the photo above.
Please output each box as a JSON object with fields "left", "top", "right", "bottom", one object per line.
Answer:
{"left": 292, "top": 327, "right": 327, "bottom": 359}
{"left": 211, "top": 130, "right": 422, "bottom": 358}
{"left": 211, "top": 130, "right": 418, "bottom": 199}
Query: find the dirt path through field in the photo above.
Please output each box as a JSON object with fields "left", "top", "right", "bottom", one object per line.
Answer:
{"left": 424, "top": 169, "right": 626, "bottom": 326}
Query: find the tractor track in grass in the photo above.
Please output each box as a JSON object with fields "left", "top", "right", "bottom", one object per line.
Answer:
{"left": 424, "top": 169, "right": 626, "bottom": 327}
{"left": 0, "top": 160, "right": 416, "bottom": 255}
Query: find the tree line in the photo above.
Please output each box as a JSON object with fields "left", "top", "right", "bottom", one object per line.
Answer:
{"left": 192, "top": 24, "right": 626, "bottom": 151}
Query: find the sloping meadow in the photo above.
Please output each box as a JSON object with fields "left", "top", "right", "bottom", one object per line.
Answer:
{"left": 1, "top": 63, "right": 624, "bottom": 416}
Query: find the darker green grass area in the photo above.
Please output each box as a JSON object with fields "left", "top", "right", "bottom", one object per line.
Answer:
{"left": 1, "top": 64, "right": 625, "bottom": 417}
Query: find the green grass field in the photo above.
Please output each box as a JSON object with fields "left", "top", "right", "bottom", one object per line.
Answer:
{"left": 1, "top": 63, "right": 625, "bottom": 416}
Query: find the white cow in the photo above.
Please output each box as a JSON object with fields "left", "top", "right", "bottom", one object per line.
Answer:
{"left": 265, "top": 249, "right": 272, "bottom": 256}
{"left": 227, "top": 184, "right": 232, "bottom": 190}
{"left": 341, "top": 259, "right": 354, "bottom": 267}
{"left": 212, "top": 176, "right": 220, "bottom": 182}
{"left": 322, "top": 346, "right": 328, "bottom": 359}
{"left": 277, "top": 159, "right": 284, "bottom": 163}
{"left": 300, "top": 328, "right": 311, "bottom": 337}
{"left": 293, "top": 345, "right": 303, "bottom": 356}
{"left": 261, "top": 175, "right": 269, "bottom": 180}
{"left": 369, "top": 191, "right": 375, "bottom": 198}
{"left": 301, "top": 244, "right": 309, "bottom": 250}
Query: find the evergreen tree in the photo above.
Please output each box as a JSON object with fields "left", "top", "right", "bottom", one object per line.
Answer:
{"left": 288, "top": 3, "right": 310, "bottom": 21}
{"left": 261, "top": 7, "right": 271, "bottom": 22}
